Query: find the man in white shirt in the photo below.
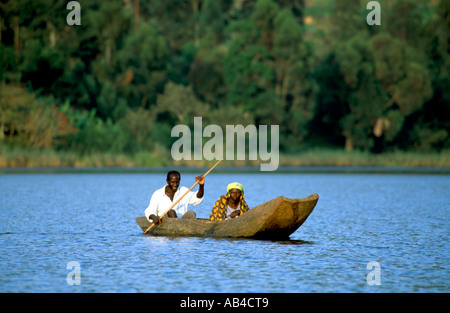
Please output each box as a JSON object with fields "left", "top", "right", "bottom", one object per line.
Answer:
{"left": 145, "top": 171, "right": 205, "bottom": 225}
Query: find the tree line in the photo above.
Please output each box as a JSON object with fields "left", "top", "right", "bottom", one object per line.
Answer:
{"left": 0, "top": 0, "right": 448, "bottom": 158}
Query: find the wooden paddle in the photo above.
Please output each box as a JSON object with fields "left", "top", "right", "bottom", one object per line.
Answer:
{"left": 143, "top": 159, "right": 222, "bottom": 235}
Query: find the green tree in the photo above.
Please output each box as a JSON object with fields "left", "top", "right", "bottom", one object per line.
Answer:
{"left": 273, "top": 8, "right": 317, "bottom": 147}
{"left": 315, "top": 0, "right": 436, "bottom": 152}
{"left": 398, "top": 0, "right": 450, "bottom": 151}
{"left": 330, "top": 0, "right": 365, "bottom": 41}
{"left": 155, "top": 81, "right": 210, "bottom": 125}
{"left": 143, "top": 0, "right": 199, "bottom": 51}
{"left": 113, "top": 22, "right": 169, "bottom": 110}
{"left": 334, "top": 32, "right": 432, "bottom": 151}
{"left": 0, "top": 83, "right": 74, "bottom": 149}
{"left": 119, "top": 107, "right": 155, "bottom": 150}
{"left": 188, "top": 0, "right": 228, "bottom": 106}
{"left": 199, "top": 0, "right": 226, "bottom": 45}
{"left": 224, "top": 0, "right": 316, "bottom": 150}
{"left": 59, "top": 106, "right": 131, "bottom": 154}
{"left": 152, "top": 81, "right": 211, "bottom": 151}
{"left": 224, "top": 20, "right": 273, "bottom": 113}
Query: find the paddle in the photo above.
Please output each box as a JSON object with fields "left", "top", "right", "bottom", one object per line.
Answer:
{"left": 143, "top": 159, "right": 223, "bottom": 235}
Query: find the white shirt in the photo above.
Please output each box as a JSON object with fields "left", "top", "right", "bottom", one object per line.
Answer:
{"left": 226, "top": 204, "right": 240, "bottom": 220}
{"left": 145, "top": 185, "right": 203, "bottom": 221}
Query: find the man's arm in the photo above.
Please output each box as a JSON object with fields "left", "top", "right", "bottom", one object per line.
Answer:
{"left": 195, "top": 175, "right": 205, "bottom": 199}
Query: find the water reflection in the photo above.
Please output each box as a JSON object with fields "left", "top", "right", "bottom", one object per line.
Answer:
{"left": 198, "top": 236, "right": 314, "bottom": 245}
{"left": 273, "top": 239, "right": 314, "bottom": 245}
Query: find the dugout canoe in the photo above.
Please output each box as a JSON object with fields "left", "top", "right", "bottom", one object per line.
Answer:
{"left": 136, "top": 193, "right": 319, "bottom": 240}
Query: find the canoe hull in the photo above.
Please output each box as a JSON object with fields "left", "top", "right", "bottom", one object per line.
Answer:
{"left": 136, "top": 193, "right": 319, "bottom": 240}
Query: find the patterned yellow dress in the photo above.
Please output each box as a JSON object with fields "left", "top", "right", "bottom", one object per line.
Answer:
{"left": 209, "top": 193, "right": 250, "bottom": 221}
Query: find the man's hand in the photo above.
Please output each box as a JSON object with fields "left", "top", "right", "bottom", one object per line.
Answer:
{"left": 230, "top": 210, "right": 241, "bottom": 219}
{"left": 196, "top": 175, "right": 205, "bottom": 185}
{"left": 150, "top": 214, "right": 161, "bottom": 225}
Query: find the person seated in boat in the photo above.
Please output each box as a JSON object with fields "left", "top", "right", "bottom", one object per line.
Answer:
{"left": 209, "top": 182, "right": 250, "bottom": 221}
{"left": 145, "top": 171, "right": 205, "bottom": 225}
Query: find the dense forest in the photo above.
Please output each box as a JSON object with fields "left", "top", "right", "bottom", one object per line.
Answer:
{"left": 0, "top": 0, "right": 449, "bottom": 167}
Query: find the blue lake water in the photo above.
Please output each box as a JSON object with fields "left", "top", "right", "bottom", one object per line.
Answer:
{"left": 0, "top": 168, "right": 449, "bottom": 292}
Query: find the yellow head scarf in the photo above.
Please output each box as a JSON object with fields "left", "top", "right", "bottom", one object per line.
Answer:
{"left": 227, "top": 182, "right": 243, "bottom": 193}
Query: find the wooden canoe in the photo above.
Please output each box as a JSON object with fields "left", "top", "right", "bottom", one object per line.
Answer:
{"left": 136, "top": 193, "right": 319, "bottom": 240}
